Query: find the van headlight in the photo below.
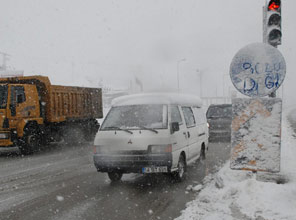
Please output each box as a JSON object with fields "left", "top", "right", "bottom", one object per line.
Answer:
{"left": 149, "top": 144, "right": 172, "bottom": 154}
{"left": 93, "top": 145, "right": 104, "bottom": 154}
{"left": 93, "top": 145, "right": 113, "bottom": 154}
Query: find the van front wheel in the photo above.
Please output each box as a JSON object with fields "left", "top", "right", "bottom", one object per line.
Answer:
{"left": 108, "top": 171, "right": 123, "bottom": 182}
{"left": 172, "top": 155, "right": 186, "bottom": 182}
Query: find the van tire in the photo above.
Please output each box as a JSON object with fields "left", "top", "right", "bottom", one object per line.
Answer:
{"left": 200, "top": 144, "right": 206, "bottom": 160}
{"left": 108, "top": 171, "right": 123, "bottom": 182}
{"left": 173, "top": 154, "right": 186, "bottom": 182}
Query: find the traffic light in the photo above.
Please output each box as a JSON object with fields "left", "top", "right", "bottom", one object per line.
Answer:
{"left": 266, "top": 0, "right": 281, "bottom": 46}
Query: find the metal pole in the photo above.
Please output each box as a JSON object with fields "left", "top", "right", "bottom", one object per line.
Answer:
{"left": 269, "top": 44, "right": 278, "bottom": 98}
{"left": 223, "top": 74, "right": 225, "bottom": 98}
{"left": 177, "top": 59, "right": 186, "bottom": 93}
{"left": 200, "top": 71, "right": 202, "bottom": 97}
{"left": 196, "top": 69, "right": 203, "bottom": 97}
{"left": 177, "top": 63, "right": 179, "bottom": 93}
{"left": 264, "top": 0, "right": 281, "bottom": 98}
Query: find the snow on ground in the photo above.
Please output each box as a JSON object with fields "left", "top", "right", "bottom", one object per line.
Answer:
{"left": 176, "top": 112, "right": 296, "bottom": 220}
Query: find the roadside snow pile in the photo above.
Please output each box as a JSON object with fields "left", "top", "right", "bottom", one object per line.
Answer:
{"left": 176, "top": 115, "right": 296, "bottom": 220}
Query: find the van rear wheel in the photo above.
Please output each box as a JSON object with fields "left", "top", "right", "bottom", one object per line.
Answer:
{"left": 108, "top": 171, "right": 123, "bottom": 182}
{"left": 172, "top": 154, "right": 186, "bottom": 182}
{"left": 200, "top": 145, "right": 206, "bottom": 160}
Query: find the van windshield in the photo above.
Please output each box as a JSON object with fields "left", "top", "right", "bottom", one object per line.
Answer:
{"left": 0, "top": 85, "right": 8, "bottom": 109}
{"left": 101, "top": 104, "right": 168, "bottom": 130}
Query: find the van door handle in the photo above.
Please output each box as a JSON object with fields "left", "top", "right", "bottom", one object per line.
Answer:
{"left": 187, "top": 131, "right": 190, "bottom": 138}
{"left": 183, "top": 132, "right": 187, "bottom": 138}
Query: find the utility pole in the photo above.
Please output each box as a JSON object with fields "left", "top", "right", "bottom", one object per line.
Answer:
{"left": 0, "top": 52, "right": 10, "bottom": 71}
{"left": 177, "top": 58, "right": 186, "bottom": 93}
{"left": 196, "top": 69, "right": 203, "bottom": 97}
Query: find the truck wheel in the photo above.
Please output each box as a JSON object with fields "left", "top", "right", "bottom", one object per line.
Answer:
{"left": 108, "top": 171, "right": 123, "bottom": 182}
{"left": 84, "top": 127, "right": 96, "bottom": 142}
{"left": 84, "top": 120, "right": 99, "bottom": 142}
{"left": 172, "top": 154, "right": 187, "bottom": 182}
{"left": 63, "top": 127, "right": 85, "bottom": 145}
{"left": 19, "top": 126, "right": 41, "bottom": 155}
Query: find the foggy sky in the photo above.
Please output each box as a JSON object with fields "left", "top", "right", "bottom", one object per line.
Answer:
{"left": 1, "top": 0, "right": 295, "bottom": 106}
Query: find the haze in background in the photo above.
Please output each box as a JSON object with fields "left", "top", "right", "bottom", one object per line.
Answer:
{"left": 1, "top": 0, "right": 295, "bottom": 106}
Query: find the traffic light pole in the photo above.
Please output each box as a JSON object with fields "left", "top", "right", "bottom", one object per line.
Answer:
{"left": 263, "top": 5, "right": 267, "bottom": 44}
{"left": 264, "top": 0, "right": 282, "bottom": 98}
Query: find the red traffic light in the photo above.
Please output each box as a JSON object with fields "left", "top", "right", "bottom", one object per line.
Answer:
{"left": 268, "top": 0, "right": 281, "bottom": 11}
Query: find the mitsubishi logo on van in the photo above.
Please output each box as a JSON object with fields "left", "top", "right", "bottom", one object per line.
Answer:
{"left": 128, "top": 139, "right": 133, "bottom": 144}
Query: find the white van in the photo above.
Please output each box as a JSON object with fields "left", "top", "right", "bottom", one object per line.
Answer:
{"left": 93, "top": 93, "right": 209, "bottom": 182}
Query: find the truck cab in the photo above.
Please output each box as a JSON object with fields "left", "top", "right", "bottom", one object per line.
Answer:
{"left": 0, "top": 83, "right": 41, "bottom": 147}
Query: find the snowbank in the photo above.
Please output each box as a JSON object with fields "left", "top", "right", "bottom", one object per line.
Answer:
{"left": 176, "top": 113, "right": 296, "bottom": 220}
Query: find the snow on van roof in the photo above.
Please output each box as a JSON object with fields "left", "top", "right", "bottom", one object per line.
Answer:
{"left": 111, "top": 93, "right": 202, "bottom": 107}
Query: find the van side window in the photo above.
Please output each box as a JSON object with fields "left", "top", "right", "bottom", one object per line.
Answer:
{"left": 171, "top": 106, "right": 182, "bottom": 124}
{"left": 182, "top": 107, "right": 196, "bottom": 127}
{"left": 192, "top": 107, "right": 206, "bottom": 125}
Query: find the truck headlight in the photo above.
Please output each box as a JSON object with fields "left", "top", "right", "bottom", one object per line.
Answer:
{"left": 0, "top": 133, "right": 9, "bottom": 139}
{"left": 149, "top": 144, "right": 172, "bottom": 154}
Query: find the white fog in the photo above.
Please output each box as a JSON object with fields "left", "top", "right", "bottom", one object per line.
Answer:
{"left": 1, "top": 0, "right": 295, "bottom": 106}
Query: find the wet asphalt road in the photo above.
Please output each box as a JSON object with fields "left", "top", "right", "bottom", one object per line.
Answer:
{"left": 0, "top": 141, "right": 230, "bottom": 220}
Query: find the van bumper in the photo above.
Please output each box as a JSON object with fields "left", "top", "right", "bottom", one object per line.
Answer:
{"left": 93, "top": 152, "right": 172, "bottom": 173}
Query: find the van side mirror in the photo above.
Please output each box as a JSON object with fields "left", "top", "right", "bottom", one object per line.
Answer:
{"left": 171, "top": 122, "right": 179, "bottom": 134}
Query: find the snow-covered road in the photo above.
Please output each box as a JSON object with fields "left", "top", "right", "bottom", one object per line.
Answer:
{"left": 0, "top": 140, "right": 230, "bottom": 220}
{"left": 2, "top": 111, "right": 295, "bottom": 220}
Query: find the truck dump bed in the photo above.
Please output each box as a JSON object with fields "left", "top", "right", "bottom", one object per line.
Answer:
{"left": 0, "top": 75, "right": 103, "bottom": 123}
{"left": 49, "top": 85, "right": 102, "bottom": 122}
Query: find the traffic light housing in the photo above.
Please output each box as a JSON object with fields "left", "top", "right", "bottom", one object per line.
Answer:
{"left": 265, "top": 0, "right": 281, "bottom": 46}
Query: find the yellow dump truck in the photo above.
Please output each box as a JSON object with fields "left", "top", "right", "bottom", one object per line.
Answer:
{"left": 0, "top": 75, "right": 102, "bottom": 154}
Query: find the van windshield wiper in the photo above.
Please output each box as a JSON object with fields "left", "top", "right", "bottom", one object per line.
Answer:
{"left": 102, "top": 126, "right": 133, "bottom": 134}
{"left": 137, "top": 126, "right": 158, "bottom": 134}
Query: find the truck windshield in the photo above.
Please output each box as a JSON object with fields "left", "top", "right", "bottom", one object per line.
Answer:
{"left": 0, "top": 85, "right": 8, "bottom": 109}
{"left": 101, "top": 104, "right": 168, "bottom": 130}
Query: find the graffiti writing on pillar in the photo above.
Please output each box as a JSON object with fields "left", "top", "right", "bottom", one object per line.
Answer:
{"left": 242, "top": 62, "right": 282, "bottom": 94}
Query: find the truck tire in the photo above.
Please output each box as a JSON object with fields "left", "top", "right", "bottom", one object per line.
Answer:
{"left": 63, "top": 127, "right": 85, "bottom": 145}
{"left": 84, "top": 120, "right": 99, "bottom": 142}
{"left": 19, "top": 125, "right": 42, "bottom": 155}
{"left": 84, "top": 131, "right": 96, "bottom": 142}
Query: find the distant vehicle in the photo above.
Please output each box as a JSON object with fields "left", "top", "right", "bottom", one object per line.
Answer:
{"left": 206, "top": 104, "right": 232, "bottom": 142}
{"left": 93, "top": 93, "right": 209, "bottom": 182}
{"left": 0, "top": 75, "right": 103, "bottom": 154}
